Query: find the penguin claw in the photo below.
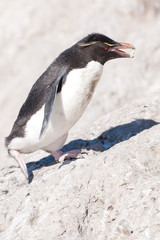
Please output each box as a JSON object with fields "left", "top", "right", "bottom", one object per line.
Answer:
{"left": 9, "top": 149, "right": 28, "bottom": 180}
{"left": 51, "top": 149, "right": 81, "bottom": 163}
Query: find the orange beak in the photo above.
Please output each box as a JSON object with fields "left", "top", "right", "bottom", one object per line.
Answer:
{"left": 110, "top": 42, "right": 135, "bottom": 58}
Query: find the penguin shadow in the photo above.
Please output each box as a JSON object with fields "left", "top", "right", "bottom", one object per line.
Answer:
{"left": 27, "top": 119, "right": 159, "bottom": 183}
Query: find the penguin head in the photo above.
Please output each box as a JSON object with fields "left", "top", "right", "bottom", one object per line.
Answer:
{"left": 77, "top": 33, "right": 135, "bottom": 65}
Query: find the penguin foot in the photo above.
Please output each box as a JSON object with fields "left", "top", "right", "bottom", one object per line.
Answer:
{"left": 9, "top": 149, "right": 28, "bottom": 180}
{"left": 51, "top": 149, "right": 81, "bottom": 163}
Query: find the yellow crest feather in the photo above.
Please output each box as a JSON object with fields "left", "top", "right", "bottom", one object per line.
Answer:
{"left": 78, "top": 41, "right": 99, "bottom": 47}
{"left": 104, "top": 42, "right": 115, "bottom": 46}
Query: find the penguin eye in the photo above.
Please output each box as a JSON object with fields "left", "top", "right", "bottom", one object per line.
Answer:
{"left": 105, "top": 46, "right": 108, "bottom": 51}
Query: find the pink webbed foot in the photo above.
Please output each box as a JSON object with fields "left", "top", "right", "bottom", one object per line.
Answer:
{"left": 9, "top": 149, "right": 28, "bottom": 179}
{"left": 51, "top": 149, "right": 81, "bottom": 163}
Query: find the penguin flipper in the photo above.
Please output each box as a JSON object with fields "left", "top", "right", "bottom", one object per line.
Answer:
{"left": 39, "top": 66, "right": 68, "bottom": 139}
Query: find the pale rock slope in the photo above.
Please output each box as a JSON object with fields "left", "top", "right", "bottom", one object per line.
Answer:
{"left": 1, "top": 0, "right": 160, "bottom": 239}
{"left": 0, "top": 93, "right": 160, "bottom": 240}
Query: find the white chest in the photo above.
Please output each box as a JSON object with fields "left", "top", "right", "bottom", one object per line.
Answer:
{"left": 41, "top": 60, "right": 103, "bottom": 144}
{"left": 54, "top": 60, "right": 103, "bottom": 124}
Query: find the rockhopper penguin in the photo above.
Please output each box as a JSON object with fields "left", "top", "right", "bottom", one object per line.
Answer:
{"left": 5, "top": 33, "right": 135, "bottom": 179}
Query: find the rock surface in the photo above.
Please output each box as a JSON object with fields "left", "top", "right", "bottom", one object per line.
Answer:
{"left": 1, "top": 0, "right": 160, "bottom": 239}
{"left": 1, "top": 94, "right": 160, "bottom": 240}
